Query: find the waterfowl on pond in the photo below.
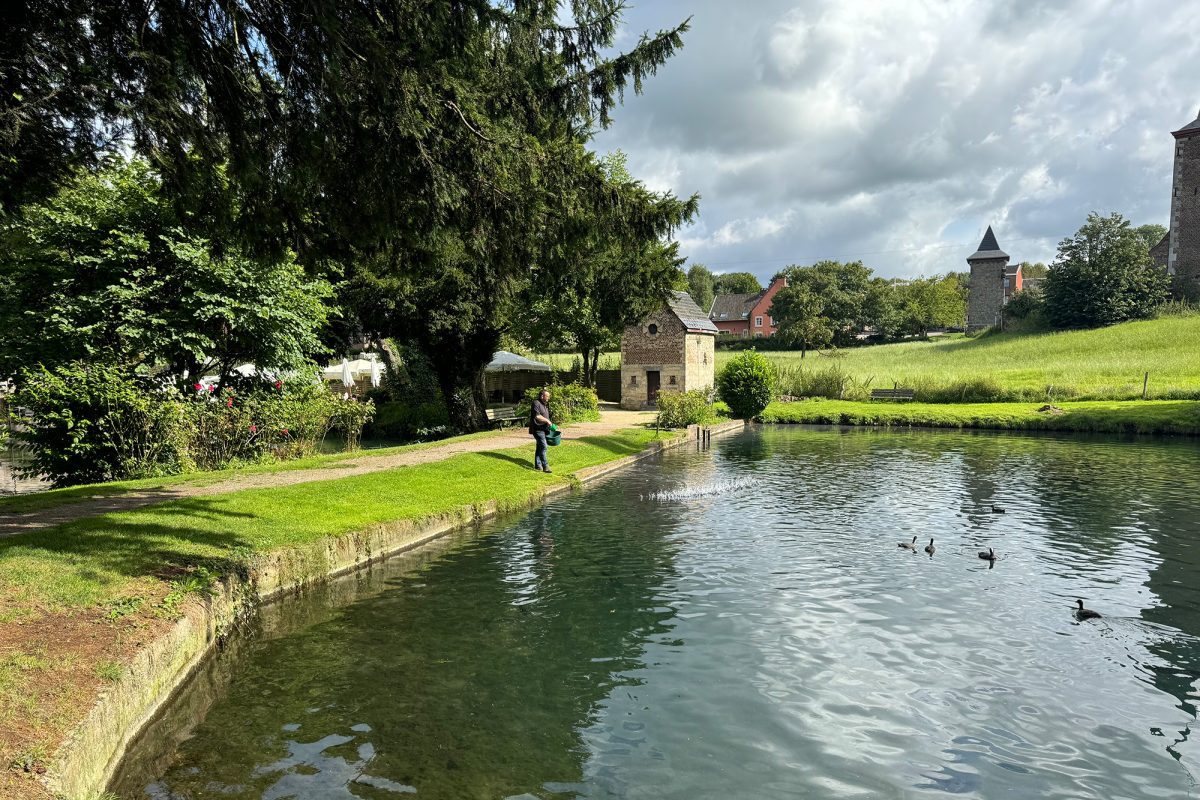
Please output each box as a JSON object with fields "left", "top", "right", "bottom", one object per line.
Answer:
{"left": 1074, "top": 599, "right": 1102, "bottom": 620}
{"left": 978, "top": 547, "right": 997, "bottom": 561}
{"left": 924, "top": 538, "right": 935, "bottom": 555}
{"left": 991, "top": 505, "right": 1006, "bottom": 514}
{"left": 899, "top": 536, "right": 917, "bottom": 549}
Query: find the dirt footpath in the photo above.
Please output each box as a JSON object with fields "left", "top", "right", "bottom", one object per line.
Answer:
{"left": 0, "top": 407, "right": 656, "bottom": 537}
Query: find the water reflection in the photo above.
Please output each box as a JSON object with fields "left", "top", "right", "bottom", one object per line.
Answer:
{"left": 112, "top": 426, "right": 1200, "bottom": 799}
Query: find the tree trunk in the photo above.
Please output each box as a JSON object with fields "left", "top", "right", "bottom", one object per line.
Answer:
{"left": 424, "top": 330, "right": 498, "bottom": 432}
{"left": 579, "top": 348, "right": 593, "bottom": 387}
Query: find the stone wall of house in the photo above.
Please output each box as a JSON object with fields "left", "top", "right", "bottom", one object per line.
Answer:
{"left": 967, "top": 258, "right": 1006, "bottom": 331}
{"left": 1170, "top": 130, "right": 1200, "bottom": 298}
{"left": 620, "top": 308, "right": 686, "bottom": 409}
{"left": 682, "top": 333, "right": 715, "bottom": 393}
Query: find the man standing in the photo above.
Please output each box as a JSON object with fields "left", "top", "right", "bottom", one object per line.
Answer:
{"left": 529, "top": 388, "right": 553, "bottom": 473}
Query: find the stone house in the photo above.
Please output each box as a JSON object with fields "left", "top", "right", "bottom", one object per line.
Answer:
{"left": 708, "top": 275, "right": 788, "bottom": 337}
{"left": 620, "top": 291, "right": 718, "bottom": 409}
{"left": 966, "top": 226, "right": 1010, "bottom": 331}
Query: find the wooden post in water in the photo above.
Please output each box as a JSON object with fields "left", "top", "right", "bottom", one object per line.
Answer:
{"left": 1143, "top": 372, "right": 1149, "bottom": 400}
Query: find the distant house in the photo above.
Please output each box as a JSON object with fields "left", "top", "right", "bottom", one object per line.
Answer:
{"left": 707, "top": 275, "right": 788, "bottom": 337}
{"left": 1003, "top": 263, "right": 1023, "bottom": 302}
{"left": 620, "top": 291, "right": 717, "bottom": 409}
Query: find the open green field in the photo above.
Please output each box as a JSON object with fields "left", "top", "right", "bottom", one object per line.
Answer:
{"left": 539, "top": 315, "right": 1200, "bottom": 402}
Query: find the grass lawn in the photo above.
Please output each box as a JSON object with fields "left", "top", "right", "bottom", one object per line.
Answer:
{"left": 0, "top": 428, "right": 660, "bottom": 793}
{"left": 0, "top": 428, "right": 509, "bottom": 517}
{"left": 538, "top": 315, "right": 1200, "bottom": 402}
{"left": 758, "top": 399, "right": 1200, "bottom": 435}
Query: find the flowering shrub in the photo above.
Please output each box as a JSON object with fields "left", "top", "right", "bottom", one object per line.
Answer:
{"left": 15, "top": 365, "right": 375, "bottom": 485}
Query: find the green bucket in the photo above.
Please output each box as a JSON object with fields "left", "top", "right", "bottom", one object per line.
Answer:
{"left": 546, "top": 428, "right": 562, "bottom": 446}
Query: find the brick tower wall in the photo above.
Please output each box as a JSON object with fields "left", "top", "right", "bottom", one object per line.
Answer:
{"left": 1169, "top": 131, "right": 1200, "bottom": 299}
{"left": 966, "top": 257, "right": 1007, "bottom": 331}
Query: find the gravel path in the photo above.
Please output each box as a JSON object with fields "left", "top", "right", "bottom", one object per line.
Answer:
{"left": 0, "top": 408, "right": 657, "bottom": 538}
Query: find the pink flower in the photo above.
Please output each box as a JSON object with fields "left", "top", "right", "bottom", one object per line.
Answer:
{"left": 226, "top": 398, "right": 234, "bottom": 408}
{"left": 274, "top": 380, "right": 283, "bottom": 390}
{"left": 249, "top": 424, "right": 257, "bottom": 433}
{"left": 281, "top": 428, "right": 289, "bottom": 436}
{"left": 208, "top": 385, "right": 216, "bottom": 393}
{"left": 193, "top": 382, "right": 202, "bottom": 392}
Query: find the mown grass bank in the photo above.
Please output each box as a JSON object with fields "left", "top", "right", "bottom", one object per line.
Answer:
{"left": 758, "top": 399, "right": 1200, "bottom": 435}
{"left": 0, "top": 428, "right": 659, "bottom": 800}
{"left": 0, "top": 429, "right": 509, "bottom": 517}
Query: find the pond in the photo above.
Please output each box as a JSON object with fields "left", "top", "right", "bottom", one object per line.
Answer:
{"left": 111, "top": 426, "right": 1200, "bottom": 799}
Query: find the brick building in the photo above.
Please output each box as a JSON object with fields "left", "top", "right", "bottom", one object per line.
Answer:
{"left": 707, "top": 275, "right": 788, "bottom": 337}
{"left": 966, "top": 226, "right": 1010, "bottom": 331}
{"left": 620, "top": 291, "right": 717, "bottom": 409}
{"left": 1166, "top": 108, "right": 1200, "bottom": 298}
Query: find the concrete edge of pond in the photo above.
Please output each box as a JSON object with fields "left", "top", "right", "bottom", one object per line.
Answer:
{"left": 45, "top": 419, "right": 746, "bottom": 800}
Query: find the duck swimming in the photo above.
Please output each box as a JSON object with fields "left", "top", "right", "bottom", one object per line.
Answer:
{"left": 978, "top": 547, "right": 996, "bottom": 561}
{"left": 899, "top": 536, "right": 917, "bottom": 550}
{"left": 991, "top": 505, "right": 1006, "bottom": 514}
{"left": 1074, "top": 599, "right": 1102, "bottom": 620}
{"left": 924, "top": 538, "right": 935, "bottom": 555}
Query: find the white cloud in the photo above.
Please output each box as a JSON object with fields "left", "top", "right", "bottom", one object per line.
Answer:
{"left": 593, "top": 0, "right": 1200, "bottom": 278}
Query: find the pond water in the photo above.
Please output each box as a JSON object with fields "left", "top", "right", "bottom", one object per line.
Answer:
{"left": 111, "top": 426, "right": 1200, "bottom": 800}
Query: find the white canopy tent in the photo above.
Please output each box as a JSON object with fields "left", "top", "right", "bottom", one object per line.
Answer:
{"left": 485, "top": 351, "right": 551, "bottom": 373}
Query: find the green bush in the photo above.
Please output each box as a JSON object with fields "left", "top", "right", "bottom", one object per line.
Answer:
{"left": 716, "top": 351, "right": 776, "bottom": 420}
{"left": 655, "top": 389, "right": 717, "bottom": 428}
{"left": 15, "top": 362, "right": 191, "bottom": 487}
{"left": 516, "top": 383, "right": 601, "bottom": 425}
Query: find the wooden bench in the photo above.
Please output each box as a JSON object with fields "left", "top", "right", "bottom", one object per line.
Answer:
{"left": 485, "top": 407, "right": 522, "bottom": 427}
{"left": 870, "top": 388, "right": 915, "bottom": 401}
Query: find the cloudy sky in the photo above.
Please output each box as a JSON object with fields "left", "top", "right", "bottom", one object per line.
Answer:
{"left": 590, "top": 0, "right": 1200, "bottom": 281}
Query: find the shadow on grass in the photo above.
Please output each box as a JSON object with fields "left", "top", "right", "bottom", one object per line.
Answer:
{"left": 475, "top": 451, "right": 539, "bottom": 470}
{"left": 574, "top": 435, "right": 658, "bottom": 457}
{"left": 0, "top": 498, "right": 260, "bottom": 585}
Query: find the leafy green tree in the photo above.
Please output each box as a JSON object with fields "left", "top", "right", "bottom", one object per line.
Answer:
{"left": 687, "top": 264, "right": 716, "bottom": 312}
{"left": 513, "top": 150, "right": 697, "bottom": 387}
{"left": 713, "top": 272, "right": 763, "bottom": 295}
{"left": 716, "top": 351, "right": 775, "bottom": 420}
{"left": 1043, "top": 212, "right": 1171, "bottom": 328}
{"left": 888, "top": 275, "right": 967, "bottom": 339}
{"left": 771, "top": 284, "right": 833, "bottom": 357}
{"left": 1, "top": 1, "right": 694, "bottom": 431}
{"left": 778, "top": 261, "right": 875, "bottom": 346}
{"left": 1134, "top": 223, "right": 1169, "bottom": 252}
{"left": 0, "top": 158, "right": 331, "bottom": 385}
{"left": 1017, "top": 262, "right": 1048, "bottom": 283}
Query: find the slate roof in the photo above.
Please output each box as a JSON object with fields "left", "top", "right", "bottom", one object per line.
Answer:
{"left": 1174, "top": 108, "right": 1200, "bottom": 135}
{"left": 708, "top": 291, "right": 761, "bottom": 322}
{"left": 967, "top": 225, "right": 1009, "bottom": 261}
{"left": 667, "top": 291, "right": 719, "bottom": 334}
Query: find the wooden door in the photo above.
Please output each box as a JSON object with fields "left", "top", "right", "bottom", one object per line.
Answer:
{"left": 646, "top": 370, "right": 660, "bottom": 405}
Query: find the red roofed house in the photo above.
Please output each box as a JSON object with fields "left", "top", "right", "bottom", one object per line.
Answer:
{"left": 707, "top": 275, "right": 788, "bottom": 338}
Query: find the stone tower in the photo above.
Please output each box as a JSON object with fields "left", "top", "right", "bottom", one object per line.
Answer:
{"left": 1168, "top": 108, "right": 1200, "bottom": 298}
{"left": 966, "top": 226, "right": 1009, "bottom": 331}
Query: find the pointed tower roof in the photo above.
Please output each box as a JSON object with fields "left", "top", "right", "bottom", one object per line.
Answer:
{"left": 967, "top": 225, "right": 1009, "bottom": 261}
{"left": 1173, "top": 107, "right": 1200, "bottom": 138}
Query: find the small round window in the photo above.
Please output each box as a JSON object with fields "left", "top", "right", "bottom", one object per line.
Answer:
{"left": 647, "top": 323, "right": 658, "bottom": 335}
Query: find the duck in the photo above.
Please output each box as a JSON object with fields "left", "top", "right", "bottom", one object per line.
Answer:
{"left": 991, "top": 505, "right": 1006, "bottom": 514}
{"left": 924, "top": 538, "right": 936, "bottom": 555}
{"left": 978, "top": 547, "right": 997, "bottom": 561}
{"left": 1074, "top": 599, "right": 1102, "bottom": 620}
{"left": 898, "top": 536, "right": 917, "bottom": 550}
